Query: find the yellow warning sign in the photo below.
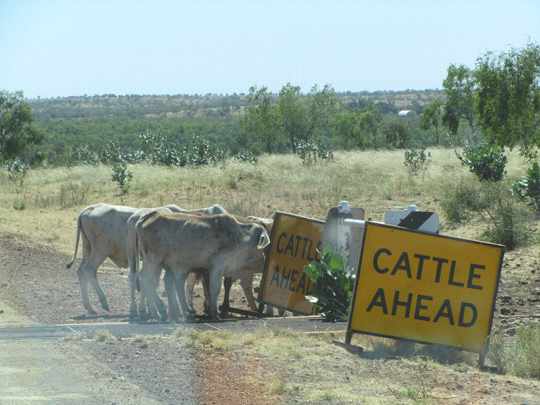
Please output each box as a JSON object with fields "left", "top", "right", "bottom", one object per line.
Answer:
{"left": 348, "top": 222, "right": 504, "bottom": 352}
{"left": 258, "top": 212, "right": 324, "bottom": 315}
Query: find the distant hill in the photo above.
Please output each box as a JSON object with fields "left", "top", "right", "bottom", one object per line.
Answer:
{"left": 27, "top": 90, "right": 445, "bottom": 121}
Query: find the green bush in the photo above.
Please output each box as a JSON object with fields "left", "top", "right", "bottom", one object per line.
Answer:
{"left": 489, "top": 325, "right": 540, "bottom": 378}
{"left": 513, "top": 161, "right": 540, "bottom": 215}
{"left": 296, "top": 138, "right": 334, "bottom": 165}
{"left": 69, "top": 145, "right": 98, "bottom": 166}
{"left": 403, "top": 147, "right": 431, "bottom": 174}
{"left": 303, "top": 247, "right": 355, "bottom": 322}
{"left": 100, "top": 141, "right": 144, "bottom": 164}
{"left": 461, "top": 142, "right": 507, "bottom": 181}
{"left": 111, "top": 162, "right": 133, "bottom": 194}
{"left": 5, "top": 159, "right": 29, "bottom": 186}
{"left": 442, "top": 181, "right": 531, "bottom": 249}
{"left": 440, "top": 181, "right": 486, "bottom": 222}
{"left": 233, "top": 149, "right": 258, "bottom": 165}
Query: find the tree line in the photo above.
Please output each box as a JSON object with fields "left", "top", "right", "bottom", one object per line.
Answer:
{"left": 1, "top": 41, "right": 539, "bottom": 168}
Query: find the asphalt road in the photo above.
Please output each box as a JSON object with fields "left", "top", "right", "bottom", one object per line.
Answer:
{"left": 0, "top": 316, "right": 348, "bottom": 341}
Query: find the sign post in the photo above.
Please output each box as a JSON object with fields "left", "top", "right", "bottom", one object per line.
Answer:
{"left": 258, "top": 212, "right": 325, "bottom": 315}
{"left": 346, "top": 221, "right": 504, "bottom": 364}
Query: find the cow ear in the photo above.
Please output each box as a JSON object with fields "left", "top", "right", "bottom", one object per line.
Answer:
{"left": 256, "top": 226, "right": 270, "bottom": 249}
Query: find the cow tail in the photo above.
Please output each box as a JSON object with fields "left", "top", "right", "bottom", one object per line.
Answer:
{"left": 66, "top": 211, "right": 83, "bottom": 269}
{"left": 135, "top": 229, "right": 141, "bottom": 292}
{"left": 134, "top": 209, "right": 158, "bottom": 292}
{"left": 133, "top": 217, "right": 143, "bottom": 292}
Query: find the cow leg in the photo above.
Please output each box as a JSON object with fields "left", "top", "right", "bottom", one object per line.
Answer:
{"left": 239, "top": 273, "right": 258, "bottom": 312}
{"left": 220, "top": 277, "right": 233, "bottom": 317}
{"left": 184, "top": 271, "right": 198, "bottom": 313}
{"left": 76, "top": 253, "right": 108, "bottom": 314}
{"left": 186, "top": 269, "right": 211, "bottom": 314}
{"left": 139, "top": 267, "right": 163, "bottom": 320}
{"left": 200, "top": 269, "right": 211, "bottom": 314}
{"left": 173, "top": 270, "right": 195, "bottom": 320}
{"left": 76, "top": 262, "right": 95, "bottom": 315}
{"left": 128, "top": 269, "right": 138, "bottom": 317}
{"left": 163, "top": 268, "right": 182, "bottom": 321}
{"left": 139, "top": 262, "right": 167, "bottom": 320}
{"left": 208, "top": 269, "right": 224, "bottom": 320}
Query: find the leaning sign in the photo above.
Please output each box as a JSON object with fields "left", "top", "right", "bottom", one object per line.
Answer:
{"left": 347, "top": 221, "right": 505, "bottom": 353}
{"left": 258, "top": 212, "right": 324, "bottom": 315}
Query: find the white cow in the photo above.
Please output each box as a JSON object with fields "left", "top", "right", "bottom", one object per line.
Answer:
{"left": 66, "top": 203, "right": 139, "bottom": 315}
{"left": 66, "top": 202, "right": 215, "bottom": 315}
{"left": 135, "top": 211, "right": 271, "bottom": 320}
{"left": 127, "top": 204, "right": 226, "bottom": 319}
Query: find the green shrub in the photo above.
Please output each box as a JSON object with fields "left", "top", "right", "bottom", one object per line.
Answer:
{"left": 403, "top": 147, "right": 431, "bottom": 174}
{"left": 111, "top": 162, "right": 133, "bottom": 194}
{"left": 100, "top": 141, "right": 144, "bottom": 164}
{"left": 513, "top": 161, "right": 540, "bottom": 215}
{"left": 233, "top": 149, "right": 258, "bottom": 165}
{"left": 303, "top": 247, "right": 355, "bottom": 322}
{"left": 5, "top": 159, "right": 29, "bottom": 186}
{"left": 460, "top": 142, "right": 507, "bottom": 181}
{"left": 489, "top": 325, "right": 540, "bottom": 378}
{"left": 69, "top": 145, "right": 98, "bottom": 166}
{"left": 442, "top": 181, "right": 531, "bottom": 249}
{"left": 440, "top": 181, "right": 486, "bottom": 222}
{"left": 189, "top": 135, "right": 226, "bottom": 167}
{"left": 480, "top": 198, "right": 529, "bottom": 249}
{"left": 296, "top": 138, "right": 334, "bottom": 165}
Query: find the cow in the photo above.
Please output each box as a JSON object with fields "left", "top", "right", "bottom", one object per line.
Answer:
{"left": 184, "top": 215, "right": 274, "bottom": 316}
{"left": 66, "top": 203, "right": 185, "bottom": 315}
{"left": 66, "top": 202, "right": 225, "bottom": 315}
{"left": 135, "top": 211, "right": 271, "bottom": 320}
{"left": 127, "top": 204, "right": 227, "bottom": 319}
{"left": 66, "top": 203, "right": 138, "bottom": 315}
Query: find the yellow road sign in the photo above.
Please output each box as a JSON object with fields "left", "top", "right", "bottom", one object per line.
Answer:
{"left": 258, "top": 212, "right": 324, "bottom": 315}
{"left": 348, "top": 221, "right": 505, "bottom": 352}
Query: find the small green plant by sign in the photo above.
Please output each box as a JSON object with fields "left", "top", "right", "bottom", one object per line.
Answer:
{"left": 303, "top": 247, "right": 355, "bottom": 322}
{"left": 111, "top": 162, "right": 133, "bottom": 194}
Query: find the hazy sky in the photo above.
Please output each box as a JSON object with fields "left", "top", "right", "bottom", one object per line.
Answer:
{"left": 1, "top": 0, "right": 539, "bottom": 99}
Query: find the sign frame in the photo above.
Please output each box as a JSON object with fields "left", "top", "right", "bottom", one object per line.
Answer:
{"left": 257, "top": 211, "right": 325, "bottom": 316}
{"left": 346, "top": 221, "right": 504, "bottom": 362}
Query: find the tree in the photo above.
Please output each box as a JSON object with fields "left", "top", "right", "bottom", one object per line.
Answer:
{"left": 0, "top": 90, "right": 43, "bottom": 162}
{"left": 420, "top": 100, "right": 443, "bottom": 145}
{"left": 359, "top": 101, "right": 383, "bottom": 148}
{"left": 240, "top": 86, "right": 281, "bottom": 153}
{"left": 442, "top": 64, "right": 477, "bottom": 144}
{"left": 384, "top": 121, "right": 409, "bottom": 149}
{"left": 331, "top": 106, "right": 369, "bottom": 148}
{"left": 474, "top": 41, "right": 540, "bottom": 156}
{"left": 242, "top": 83, "right": 339, "bottom": 154}
{"left": 276, "top": 83, "right": 339, "bottom": 153}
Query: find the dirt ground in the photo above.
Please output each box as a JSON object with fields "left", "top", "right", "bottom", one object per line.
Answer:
{"left": 1, "top": 232, "right": 540, "bottom": 404}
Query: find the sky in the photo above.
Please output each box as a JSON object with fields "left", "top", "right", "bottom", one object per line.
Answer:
{"left": 1, "top": 0, "right": 539, "bottom": 99}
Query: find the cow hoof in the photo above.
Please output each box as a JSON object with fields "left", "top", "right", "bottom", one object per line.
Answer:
{"left": 86, "top": 308, "right": 97, "bottom": 316}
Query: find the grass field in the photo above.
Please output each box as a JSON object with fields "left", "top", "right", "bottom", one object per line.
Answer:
{"left": 0, "top": 147, "right": 532, "bottom": 257}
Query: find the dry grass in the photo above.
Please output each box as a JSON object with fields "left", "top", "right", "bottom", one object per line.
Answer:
{"left": 0, "top": 147, "right": 530, "bottom": 257}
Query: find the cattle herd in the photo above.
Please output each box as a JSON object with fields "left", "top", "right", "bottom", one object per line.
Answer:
{"left": 66, "top": 203, "right": 275, "bottom": 321}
